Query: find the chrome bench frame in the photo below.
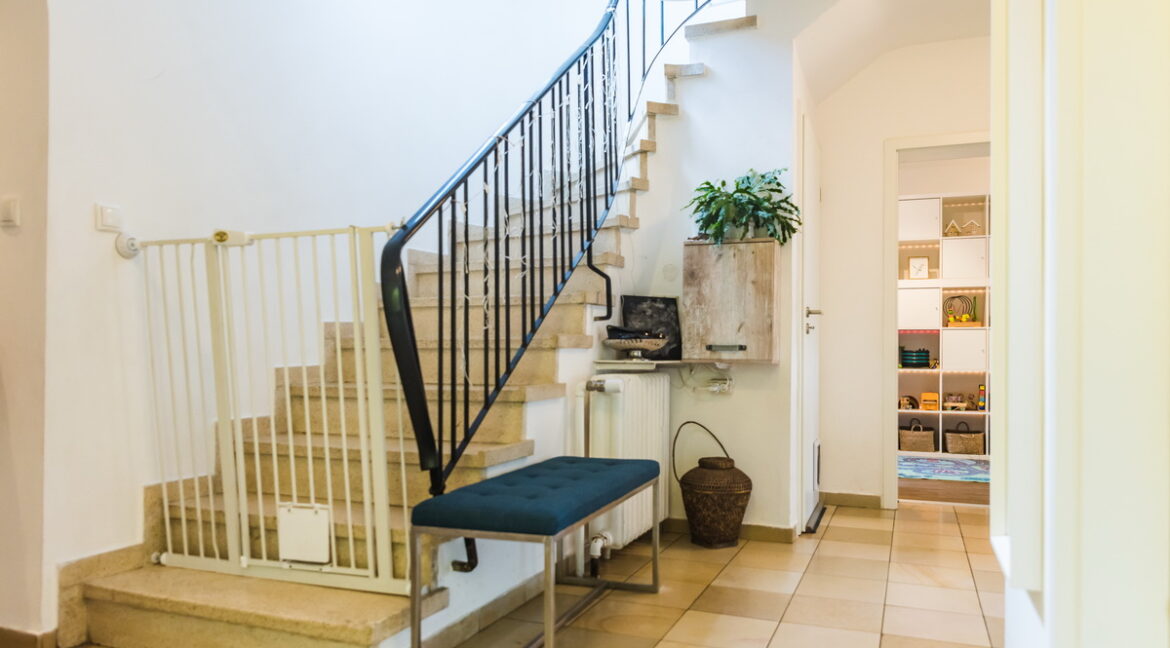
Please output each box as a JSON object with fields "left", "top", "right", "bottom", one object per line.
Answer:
{"left": 410, "top": 476, "right": 661, "bottom": 648}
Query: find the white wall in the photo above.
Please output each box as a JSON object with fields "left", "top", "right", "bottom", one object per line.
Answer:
{"left": 36, "top": 0, "right": 604, "bottom": 632}
{"left": 815, "top": 37, "right": 990, "bottom": 498}
{"left": 899, "top": 156, "right": 990, "bottom": 196}
{"left": 618, "top": 0, "right": 832, "bottom": 531}
{"left": 0, "top": 0, "right": 50, "bottom": 635}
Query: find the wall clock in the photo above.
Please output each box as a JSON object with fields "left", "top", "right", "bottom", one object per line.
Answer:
{"left": 908, "top": 256, "right": 930, "bottom": 279}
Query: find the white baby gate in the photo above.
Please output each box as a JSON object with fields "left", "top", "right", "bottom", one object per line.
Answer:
{"left": 138, "top": 226, "right": 409, "bottom": 594}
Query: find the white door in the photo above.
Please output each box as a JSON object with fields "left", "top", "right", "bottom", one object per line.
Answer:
{"left": 800, "top": 113, "right": 824, "bottom": 530}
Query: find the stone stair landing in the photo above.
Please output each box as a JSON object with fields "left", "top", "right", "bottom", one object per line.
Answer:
{"left": 84, "top": 566, "right": 448, "bottom": 648}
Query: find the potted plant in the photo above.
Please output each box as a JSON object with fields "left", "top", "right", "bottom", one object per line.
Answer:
{"left": 684, "top": 168, "right": 801, "bottom": 244}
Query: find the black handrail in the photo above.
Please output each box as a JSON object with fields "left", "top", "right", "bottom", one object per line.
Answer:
{"left": 381, "top": 0, "right": 714, "bottom": 497}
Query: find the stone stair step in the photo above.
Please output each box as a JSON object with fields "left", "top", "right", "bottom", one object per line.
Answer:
{"left": 407, "top": 250, "right": 623, "bottom": 296}
{"left": 241, "top": 435, "right": 535, "bottom": 506}
{"left": 325, "top": 330, "right": 591, "bottom": 385}
{"left": 684, "top": 14, "right": 757, "bottom": 38}
{"left": 164, "top": 492, "right": 424, "bottom": 577}
{"left": 84, "top": 565, "right": 447, "bottom": 648}
{"left": 273, "top": 381, "right": 565, "bottom": 444}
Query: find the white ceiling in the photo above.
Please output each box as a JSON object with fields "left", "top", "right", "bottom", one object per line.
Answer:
{"left": 795, "top": 0, "right": 990, "bottom": 103}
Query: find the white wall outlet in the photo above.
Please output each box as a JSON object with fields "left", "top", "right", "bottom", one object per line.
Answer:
{"left": 0, "top": 197, "right": 20, "bottom": 228}
{"left": 94, "top": 203, "right": 123, "bottom": 233}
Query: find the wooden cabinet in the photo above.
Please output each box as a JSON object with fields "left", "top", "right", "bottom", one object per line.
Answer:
{"left": 681, "top": 239, "right": 781, "bottom": 363}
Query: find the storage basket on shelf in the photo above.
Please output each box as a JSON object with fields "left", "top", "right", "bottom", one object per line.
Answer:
{"left": 898, "top": 418, "right": 937, "bottom": 452}
{"left": 672, "top": 421, "right": 752, "bottom": 548}
{"left": 944, "top": 421, "right": 985, "bottom": 454}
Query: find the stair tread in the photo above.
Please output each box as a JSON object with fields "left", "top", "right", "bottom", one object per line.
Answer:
{"left": 244, "top": 433, "right": 536, "bottom": 469}
{"left": 454, "top": 213, "right": 640, "bottom": 242}
{"left": 330, "top": 329, "right": 594, "bottom": 350}
{"left": 407, "top": 250, "right": 624, "bottom": 273}
{"left": 684, "top": 14, "right": 757, "bottom": 38}
{"left": 84, "top": 565, "right": 447, "bottom": 645}
{"left": 286, "top": 380, "right": 568, "bottom": 403}
{"left": 403, "top": 289, "right": 609, "bottom": 308}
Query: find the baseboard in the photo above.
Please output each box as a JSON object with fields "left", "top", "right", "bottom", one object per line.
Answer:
{"left": 0, "top": 627, "right": 56, "bottom": 648}
{"left": 821, "top": 491, "right": 883, "bottom": 509}
{"left": 56, "top": 485, "right": 161, "bottom": 647}
{"left": 422, "top": 572, "right": 544, "bottom": 648}
{"left": 662, "top": 518, "right": 796, "bottom": 543}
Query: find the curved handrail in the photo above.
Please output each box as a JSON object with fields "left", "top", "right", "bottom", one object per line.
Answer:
{"left": 382, "top": 0, "right": 715, "bottom": 496}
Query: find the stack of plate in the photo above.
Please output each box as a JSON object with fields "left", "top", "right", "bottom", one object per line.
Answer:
{"left": 900, "top": 348, "right": 931, "bottom": 368}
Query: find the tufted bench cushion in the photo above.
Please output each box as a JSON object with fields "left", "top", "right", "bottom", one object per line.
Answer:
{"left": 411, "top": 456, "right": 660, "bottom": 536}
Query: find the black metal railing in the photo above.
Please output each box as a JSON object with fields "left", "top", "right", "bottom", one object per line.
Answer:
{"left": 381, "top": 0, "right": 714, "bottom": 498}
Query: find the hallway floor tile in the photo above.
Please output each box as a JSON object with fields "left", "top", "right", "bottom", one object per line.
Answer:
{"left": 454, "top": 502, "right": 1003, "bottom": 648}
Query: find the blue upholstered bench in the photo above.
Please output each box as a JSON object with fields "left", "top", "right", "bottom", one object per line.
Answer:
{"left": 409, "top": 456, "right": 662, "bottom": 648}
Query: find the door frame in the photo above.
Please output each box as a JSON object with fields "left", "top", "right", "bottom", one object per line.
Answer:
{"left": 881, "top": 130, "right": 991, "bottom": 509}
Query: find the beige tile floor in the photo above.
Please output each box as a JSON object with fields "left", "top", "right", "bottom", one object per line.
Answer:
{"left": 456, "top": 501, "right": 1003, "bottom": 648}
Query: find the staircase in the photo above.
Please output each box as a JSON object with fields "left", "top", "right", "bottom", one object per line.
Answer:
{"left": 71, "top": 2, "right": 764, "bottom": 647}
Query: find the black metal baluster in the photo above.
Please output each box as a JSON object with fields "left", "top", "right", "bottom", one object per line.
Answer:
{"left": 577, "top": 58, "right": 586, "bottom": 255}
{"left": 482, "top": 163, "right": 489, "bottom": 402}
{"left": 462, "top": 182, "right": 470, "bottom": 444}
{"left": 626, "top": 0, "right": 632, "bottom": 120}
{"left": 504, "top": 133, "right": 512, "bottom": 368}
{"left": 560, "top": 76, "right": 569, "bottom": 281}
{"left": 601, "top": 37, "right": 610, "bottom": 212}
{"left": 538, "top": 96, "right": 545, "bottom": 311}
{"left": 550, "top": 85, "right": 559, "bottom": 290}
{"left": 660, "top": 0, "right": 665, "bottom": 46}
{"left": 449, "top": 195, "right": 457, "bottom": 463}
{"left": 641, "top": 0, "right": 646, "bottom": 78}
{"left": 493, "top": 148, "right": 501, "bottom": 387}
{"left": 527, "top": 107, "right": 536, "bottom": 327}
{"left": 519, "top": 115, "right": 528, "bottom": 342}
{"left": 436, "top": 206, "right": 444, "bottom": 473}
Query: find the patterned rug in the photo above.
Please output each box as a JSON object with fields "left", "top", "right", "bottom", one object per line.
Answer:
{"left": 898, "top": 456, "right": 990, "bottom": 483}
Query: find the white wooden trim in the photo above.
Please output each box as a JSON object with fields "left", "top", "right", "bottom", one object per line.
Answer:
{"left": 882, "top": 131, "right": 991, "bottom": 511}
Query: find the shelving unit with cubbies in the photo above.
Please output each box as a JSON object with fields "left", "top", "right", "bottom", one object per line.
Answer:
{"left": 896, "top": 193, "right": 992, "bottom": 458}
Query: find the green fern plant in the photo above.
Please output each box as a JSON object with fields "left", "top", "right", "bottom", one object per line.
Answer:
{"left": 684, "top": 168, "right": 801, "bottom": 245}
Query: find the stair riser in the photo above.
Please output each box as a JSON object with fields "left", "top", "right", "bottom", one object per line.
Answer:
{"left": 273, "top": 393, "right": 529, "bottom": 444}
{"left": 88, "top": 599, "right": 366, "bottom": 648}
{"left": 241, "top": 451, "right": 488, "bottom": 507}
{"left": 411, "top": 263, "right": 610, "bottom": 297}
{"left": 449, "top": 225, "right": 625, "bottom": 262}
{"left": 166, "top": 513, "right": 433, "bottom": 582}
{"left": 326, "top": 345, "right": 559, "bottom": 385}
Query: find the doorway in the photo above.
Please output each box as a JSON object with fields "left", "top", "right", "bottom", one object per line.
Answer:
{"left": 882, "top": 135, "right": 992, "bottom": 507}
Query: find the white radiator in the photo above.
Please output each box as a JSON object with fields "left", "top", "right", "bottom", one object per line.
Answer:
{"left": 585, "top": 372, "right": 671, "bottom": 548}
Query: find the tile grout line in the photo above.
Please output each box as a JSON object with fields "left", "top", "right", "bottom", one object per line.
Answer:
{"left": 762, "top": 504, "right": 838, "bottom": 646}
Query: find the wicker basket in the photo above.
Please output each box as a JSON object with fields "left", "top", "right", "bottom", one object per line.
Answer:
{"left": 672, "top": 422, "right": 752, "bottom": 548}
{"left": 944, "top": 421, "right": 985, "bottom": 454}
{"left": 898, "top": 418, "right": 936, "bottom": 451}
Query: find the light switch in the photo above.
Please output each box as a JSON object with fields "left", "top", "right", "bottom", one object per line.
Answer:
{"left": 0, "top": 197, "right": 20, "bottom": 228}
{"left": 94, "top": 203, "right": 123, "bottom": 233}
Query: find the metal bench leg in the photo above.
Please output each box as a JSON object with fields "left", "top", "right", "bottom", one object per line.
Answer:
{"left": 544, "top": 536, "right": 557, "bottom": 648}
{"left": 411, "top": 528, "right": 422, "bottom": 648}
{"left": 652, "top": 478, "right": 661, "bottom": 593}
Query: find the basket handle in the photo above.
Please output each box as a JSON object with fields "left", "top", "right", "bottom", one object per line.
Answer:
{"left": 909, "top": 417, "right": 922, "bottom": 431}
{"left": 955, "top": 421, "right": 971, "bottom": 432}
{"left": 671, "top": 420, "right": 731, "bottom": 483}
